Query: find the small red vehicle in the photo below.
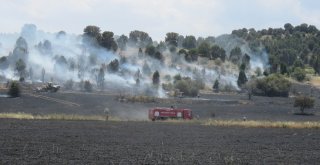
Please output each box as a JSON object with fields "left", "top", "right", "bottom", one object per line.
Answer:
{"left": 148, "top": 107, "right": 192, "bottom": 121}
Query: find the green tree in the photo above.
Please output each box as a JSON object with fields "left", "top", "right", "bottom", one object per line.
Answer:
{"left": 12, "top": 37, "right": 29, "bottom": 62}
{"left": 280, "top": 63, "right": 288, "bottom": 75}
{"left": 152, "top": 70, "right": 160, "bottom": 85}
{"left": 15, "top": 59, "right": 26, "bottom": 78}
{"left": 182, "top": 35, "right": 196, "bottom": 49}
{"left": 116, "top": 34, "right": 128, "bottom": 50}
{"left": 198, "top": 42, "right": 211, "bottom": 58}
{"left": 229, "top": 47, "right": 242, "bottom": 64}
{"left": 211, "top": 45, "right": 226, "bottom": 61}
{"left": 142, "top": 62, "right": 151, "bottom": 75}
{"left": 129, "top": 30, "right": 152, "bottom": 48}
{"left": 174, "top": 78, "right": 199, "bottom": 97}
{"left": 294, "top": 96, "right": 315, "bottom": 114}
{"left": 242, "top": 53, "right": 250, "bottom": 67}
{"left": 138, "top": 48, "right": 143, "bottom": 57}
{"left": 255, "top": 67, "right": 262, "bottom": 77}
{"left": 156, "top": 41, "right": 167, "bottom": 52}
{"left": 312, "top": 55, "right": 320, "bottom": 74}
{"left": 173, "top": 74, "right": 182, "bottom": 83}
{"left": 284, "top": 23, "right": 294, "bottom": 34}
{"left": 84, "top": 80, "right": 93, "bottom": 92}
{"left": 177, "top": 35, "right": 185, "bottom": 47}
{"left": 8, "top": 81, "right": 20, "bottom": 97}
{"left": 0, "top": 56, "right": 9, "bottom": 70}
{"left": 293, "top": 58, "right": 304, "bottom": 68}
{"left": 100, "top": 31, "right": 118, "bottom": 52}
{"left": 237, "top": 70, "right": 248, "bottom": 87}
{"left": 108, "top": 59, "right": 119, "bottom": 72}
{"left": 56, "top": 31, "right": 66, "bottom": 39}
{"left": 83, "top": 25, "right": 101, "bottom": 46}
{"left": 255, "top": 74, "right": 291, "bottom": 97}
{"left": 145, "top": 45, "right": 156, "bottom": 57}
{"left": 213, "top": 79, "right": 219, "bottom": 92}
{"left": 178, "top": 49, "right": 188, "bottom": 55}
{"left": 165, "top": 32, "right": 179, "bottom": 47}
{"left": 188, "top": 48, "right": 198, "bottom": 62}
{"left": 292, "top": 67, "right": 306, "bottom": 82}
{"left": 154, "top": 51, "right": 163, "bottom": 61}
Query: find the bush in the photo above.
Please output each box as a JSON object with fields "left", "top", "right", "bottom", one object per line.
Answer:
{"left": 108, "top": 59, "right": 119, "bottom": 72}
{"left": 222, "top": 83, "right": 237, "bottom": 92}
{"left": 84, "top": 80, "right": 93, "bottom": 92}
{"left": 237, "top": 70, "right": 248, "bottom": 87}
{"left": 213, "top": 79, "right": 219, "bottom": 92}
{"left": 292, "top": 67, "right": 306, "bottom": 82}
{"left": 174, "top": 79, "right": 199, "bottom": 97}
{"left": 152, "top": 71, "right": 160, "bottom": 85}
{"left": 253, "top": 74, "right": 291, "bottom": 97}
{"left": 8, "top": 81, "right": 20, "bottom": 97}
{"left": 294, "top": 96, "right": 315, "bottom": 114}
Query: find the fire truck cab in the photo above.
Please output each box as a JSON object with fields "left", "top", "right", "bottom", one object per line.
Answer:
{"left": 148, "top": 107, "right": 192, "bottom": 121}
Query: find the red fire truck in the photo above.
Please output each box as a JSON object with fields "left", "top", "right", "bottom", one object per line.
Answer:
{"left": 148, "top": 107, "right": 192, "bottom": 121}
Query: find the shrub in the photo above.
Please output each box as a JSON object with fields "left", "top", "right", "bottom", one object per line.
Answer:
{"left": 8, "top": 81, "right": 20, "bottom": 97}
{"left": 213, "top": 79, "right": 219, "bottom": 92}
{"left": 152, "top": 70, "right": 160, "bottom": 85}
{"left": 294, "top": 96, "right": 315, "bottom": 114}
{"left": 222, "top": 83, "right": 237, "bottom": 92}
{"left": 84, "top": 80, "right": 93, "bottom": 92}
{"left": 253, "top": 74, "right": 291, "bottom": 97}
{"left": 174, "top": 79, "right": 199, "bottom": 97}
{"left": 108, "top": 59, "right": 119, "bottom": 72}
{"left": 292, "top": 67, "right": 306, "bottom": 82}
{"left": 237, "top": 70, "right": 248, "bottom": 87}
{"left": 162, "top": 83, "right": 174, "bottom": 91}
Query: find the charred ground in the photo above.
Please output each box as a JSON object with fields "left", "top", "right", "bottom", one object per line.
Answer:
{"left": 0, "top": 82, "right": 320, "bottom": 164}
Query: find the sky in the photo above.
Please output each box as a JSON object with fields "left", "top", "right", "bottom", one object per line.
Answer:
{"left": 0, "top": 0, "right": 320, "bottom": 41}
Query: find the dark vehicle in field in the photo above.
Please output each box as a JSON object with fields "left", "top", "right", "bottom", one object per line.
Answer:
{"left": 36, "top": 82, "right": 60, "bottom": 93}
{"left": 149, "top": 107, "right": 192, "bottom": 121}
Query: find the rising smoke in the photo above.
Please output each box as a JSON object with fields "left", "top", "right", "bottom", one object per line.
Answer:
{"left": 0, "top": 24, "right": 268, "bottom": 97}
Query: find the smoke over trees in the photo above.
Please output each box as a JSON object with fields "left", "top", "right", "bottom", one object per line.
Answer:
{"left": 1, "top": 22, "right": 318, "bottom": 97}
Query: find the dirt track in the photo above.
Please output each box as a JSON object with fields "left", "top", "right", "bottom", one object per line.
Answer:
{"left": 1, "top": 119, "right": 320, "bottom": 164}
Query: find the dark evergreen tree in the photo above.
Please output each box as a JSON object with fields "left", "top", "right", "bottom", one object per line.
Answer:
{"left": 152, "top": 70, "right": 160, "bottom": 85}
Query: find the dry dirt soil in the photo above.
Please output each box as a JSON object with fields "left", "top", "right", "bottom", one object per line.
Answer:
{"left": 0, "top": 83, "right": 320, "bottom": 164}
{"left": 1, "top": 119, "right": 320, "bottom": 165}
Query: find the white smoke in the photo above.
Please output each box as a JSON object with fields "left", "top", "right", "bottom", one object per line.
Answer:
{"left": 0, "top": 24, "right": 269, "bottom": 96}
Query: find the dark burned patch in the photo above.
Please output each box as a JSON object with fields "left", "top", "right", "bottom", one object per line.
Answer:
{"left": 293, "top": 112, "right": 315, "bottom": 116}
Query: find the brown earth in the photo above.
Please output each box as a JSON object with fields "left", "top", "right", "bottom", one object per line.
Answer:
{"left": 0, "top": 82, "right": 320, "bottom": 164}
{"left": 1, "top": 119, "right": 320, "bottom": 165}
